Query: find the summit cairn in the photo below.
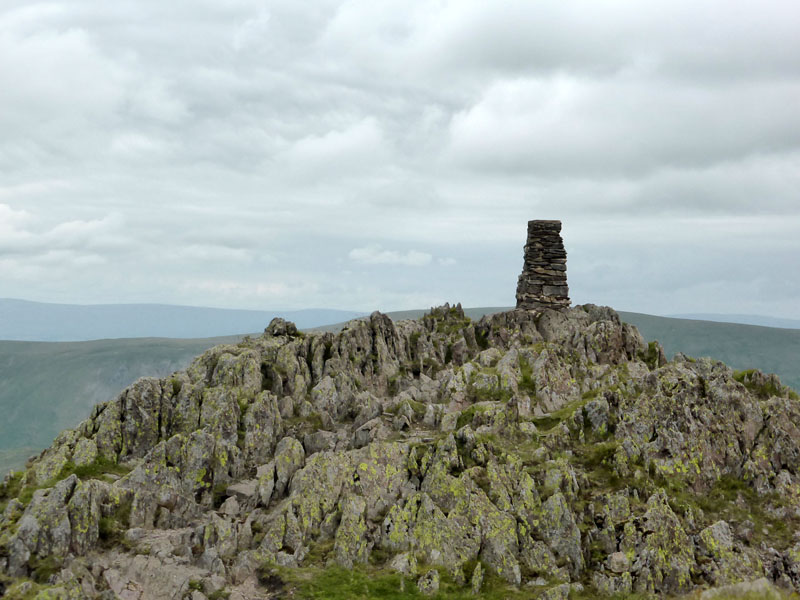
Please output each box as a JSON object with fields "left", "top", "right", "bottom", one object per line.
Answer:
{"left": 515, "top": 219, "right": 570, "bottom": 311}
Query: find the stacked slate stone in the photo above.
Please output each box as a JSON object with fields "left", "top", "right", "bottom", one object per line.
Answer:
{"left": 515, "top": 220, "right": 570, "bottom": 311}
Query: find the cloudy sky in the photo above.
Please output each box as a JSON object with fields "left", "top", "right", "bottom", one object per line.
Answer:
{"left": 1, "top": 0, "right": 799, "bottom": 317}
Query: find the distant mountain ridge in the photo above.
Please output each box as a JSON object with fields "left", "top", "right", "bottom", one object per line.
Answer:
{"left": 0, "top": 299, "right": 365, "bottom": 341}
{"left": 669, "top": 312, "right": 800, "bottom": 330}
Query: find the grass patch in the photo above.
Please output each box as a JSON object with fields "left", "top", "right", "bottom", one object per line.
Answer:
{"left": 409, "top": 331, "right": 422, "bottom": 348}
{"left": 0, "top": 470, "right": 24, "bottom": 513}
{"left": 259, "top": 563, "right": 534, "bottom": 600}
{"left": 29, "top": 555, "right": 62, "bottom": 584}
{"left": 639, "top": 341, "right": 662, "bottom": 370}
{"left": 573, "top": 440, "right": 621, "bottom": 492}
{"left": 170, "top": 377, "right": 183, "bottom": 396}
{"left": 305, "top": 538, "right": 335, "bottom": 564}
{"left": 285, "top": 412, "right": 325, "bottom": 435}
{"left": 98, "top": 496, "right": 133, "bottom": 549}
{"left": 518, "top": 356, "right": 536, "bottom": 396}
{"left": 64, "top": 456, "right": 131, "bottom": 480}
{"left": 212, "top": 482, "right": 229, "bottom": 509}
{"left": 456, "top": 403, "right": 491, "bottom": 430}
{"left": 531, "top": 398, "right": 587, "bottom": 433}
{"left": 9, "top": 456, "right": 132, "bottom": 508}
{"left": 733, "top": 369, "right": 785, "bottom": 399}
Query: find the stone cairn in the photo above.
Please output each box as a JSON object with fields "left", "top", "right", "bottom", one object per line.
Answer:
{"left": 515, "top": 220, "right": 570, "bottom": 311}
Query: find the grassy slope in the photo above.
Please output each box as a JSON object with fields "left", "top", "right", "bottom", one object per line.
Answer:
{"left": 0, "top": 335, "right": 244, "bottom": 463}
{"left": 0, "top": 299, "right": 365, "bottom": 341}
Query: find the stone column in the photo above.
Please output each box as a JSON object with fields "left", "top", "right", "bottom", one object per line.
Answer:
{"left": 515, "top": 220, "right": 570, "bottom": 311}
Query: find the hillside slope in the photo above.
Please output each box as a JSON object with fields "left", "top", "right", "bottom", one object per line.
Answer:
{"left": 0, "top": 336, "right": 244, "bottom": 456}
{"left": 1, "top": 305, "right": 799, "bottom": 599}
{"left": 0, "top": 299, "right": 363, "bottom": 341}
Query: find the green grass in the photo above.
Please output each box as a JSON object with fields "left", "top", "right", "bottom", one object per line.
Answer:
{"left": 639, "top": 340, "right": 662, "bottom": 370}
{"left": 7, "top": 456, "right": 132, "bottom": 508}
{"left": 518, "top": 356, "right": 537, "bottom": 395}
{"left": 531, "top": 397, "right": 587, "bottom": 433}
{"left": 259, "top": 563, "right": 536, "bottom": 600}
{"left": 0, "top": 470, "right": 24, "bottom": 512}
{"left": 98, "top": 496, "right": 133, "bottom": 549}
{"left": 733, "top": 369, "right": 785, "bottom": 399}
{"left": 28, "top": 555, "right": 62, "bottom": 584}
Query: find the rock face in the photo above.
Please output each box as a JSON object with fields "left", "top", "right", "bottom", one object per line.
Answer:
{"left": 1, "top": 230, "right": 799, "bottom": 598}
{"left": 516, "top": 219, "right": 570, "bottom": 311}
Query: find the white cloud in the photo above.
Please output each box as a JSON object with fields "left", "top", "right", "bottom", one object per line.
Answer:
{"left": 0, "top": 203, "right": 128, "bottom": 255}
{"left": 446, "top": 76, "right": 800, "bottom": 177}
{"left": 349, "top": 245, "right": 432, "bottom": 266}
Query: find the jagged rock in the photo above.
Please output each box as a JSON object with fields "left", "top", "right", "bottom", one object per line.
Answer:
{"left": 303, "top": 430, "right": 337, "bottom": 455}
{"left": 226, "top": 480, "right": 257, "bottom": 505}
{"left": 273, "top": 437, "right": 305, "bottom": 498}
{"left": 697, "top": 520, "right": 758, "bottom": 585}
{"left": 333, "top": 495, "right": 369, "bottom": 568}
{"left": 537, "top": 491, "right": 583, "bottom": 577}
{"left": 608, "top": 551, "right": 630, "bottom": 574}
{"left": 584, "top": 397, "right": 610, "bottom": 433}
{"left": 265, "top": 317, "right": 298, "bottom": 337}
{"left": 594, "top": 571, "right": 632, "bottom": 596}
{"left": 388, "top": 552, "right": 417, "bottom": 576}
{"left": 417, "top": 568, "right": 440, "bottom": 595}
{"left": 635, "top": 490, "right": 695, "bottom": 595}
{"left": 219, "top": 496, "right": 240, "bottom": 517}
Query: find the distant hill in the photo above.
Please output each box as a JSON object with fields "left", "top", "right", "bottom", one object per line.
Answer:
{"left": 669, "top": 313, "right": 800, "bottom": 330}
{"left": 0, "top": 335, "right": 246, "bottom": 461}
{"left": 0, "top": 299, "right": 364, "bottom": 341}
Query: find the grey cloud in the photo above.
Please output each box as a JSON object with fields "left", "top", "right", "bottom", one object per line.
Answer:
{"left": 349, "top": 244, "right": 432, "bottom": 266}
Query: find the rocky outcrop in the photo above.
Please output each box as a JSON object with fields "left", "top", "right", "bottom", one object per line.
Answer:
{"left": 1, "top": 303, "right": 799, "bottom": 599}
{"left": 516, "top": 220, "right": 570, "bottom": 311}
